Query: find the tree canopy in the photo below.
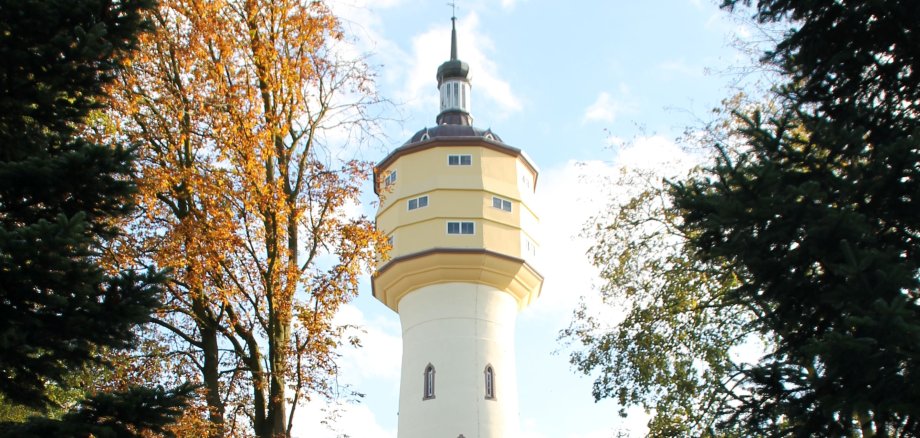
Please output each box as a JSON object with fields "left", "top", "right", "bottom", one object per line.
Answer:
{"left": 671, "top": 1, "right": 920, "bottom": 435}
{"left": 567, "top": 1, "right": 920, "bottom": 436}
{"left": 0, "top": 0, "right": 189, "bottom": 435}
{"left": 562, "top": 167, "right": 751, "bottom": 437}
{"left": 102, "top": 0, "right": 387, "bottom": 436}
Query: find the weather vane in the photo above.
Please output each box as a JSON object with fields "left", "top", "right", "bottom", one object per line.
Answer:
{"left": 447, "top": 1, "right": 457, "bottom": 19}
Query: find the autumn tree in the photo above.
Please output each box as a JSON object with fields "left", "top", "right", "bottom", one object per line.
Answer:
{"left": 104, "top": 1, "right": 386, "bottom": 436}
{"left": 0, "top": 0, "right": 190, "bottom": 435}
{"left": 670, "top": 0, "right": 920, "bottom": 435}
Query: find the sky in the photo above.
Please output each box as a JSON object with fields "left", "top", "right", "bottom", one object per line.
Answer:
{"left": 290, "top": 1, "right": 764, "bottom": 436}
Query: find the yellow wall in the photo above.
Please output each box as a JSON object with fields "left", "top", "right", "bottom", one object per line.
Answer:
{"left": 373, "top": 141, "right": 543, "bottom": 311}
{"left": 376, "top": 144, "right": 538, "bottom": 262}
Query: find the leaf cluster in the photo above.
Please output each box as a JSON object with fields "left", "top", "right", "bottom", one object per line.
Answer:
{"left": 562, "top": 168, "right": 753, "bottom": 437}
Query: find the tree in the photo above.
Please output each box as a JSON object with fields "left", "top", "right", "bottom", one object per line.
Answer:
{"left": 671, "top": 1, "right": 920, "bottom": 435}
{"left": 103, "top": 1, "right": 386, "bottom": 436}
{"left": 0, "top": 386, "right": 192, "bottom": 438}
{"left": 0, "top": 0, "right": 190, "bottom": 435}
{"left": 561, "top": 163, "right": 753, "bottom": 437}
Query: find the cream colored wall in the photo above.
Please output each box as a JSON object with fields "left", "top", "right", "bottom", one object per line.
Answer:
{"left": 397, "top": 282, "right": 521, "bottom": 438}
{"left": 376, "top": 145, "right": 539, "bottom": 262}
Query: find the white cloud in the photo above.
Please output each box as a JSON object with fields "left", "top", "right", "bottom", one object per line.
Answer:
{"left": 520, "top": 417, "right": 549, "bottom": 438}
{"left": 399, "top": 12, "right": 522, "bottom": 117}
{"left": 583, "top": 87, "right": 635, "bottom": 125}
{"left": 659, "top": 59, "right": 704, "bottom": 78}
{"left": 617, "top": 135, "right": 697, "bottom": 173}
{"left": 291, "top": 400, "right": 395, "bottom": 438}
{"left": 289, "top": 303, "right": 401, "bottom": 437}
{"left": 526, "top": 159, "right": 616, "bottom": 322}
{"left": 561, "top": 406, "right": 651, "bottom": 438}
{"left": 703, "top": 10, "right": 754, "bottom": 42}
{"left": 582, "top": 92, "right": 620, "bottom": 123}
{"left": 525, "top": 136, "right": 699, "bottom": 325}
{"left": 328, "top": 0, "right": 404, "bottom": 51}
{"left": 334, "top": 304, "right": 402, "bottom": 382}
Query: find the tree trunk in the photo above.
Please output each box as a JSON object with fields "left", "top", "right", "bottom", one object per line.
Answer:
{"left": 267, "top": 321, "right": 291, "bottom": 437}
{"left": 198, "top": 321, "right": 225, "bottom": 438}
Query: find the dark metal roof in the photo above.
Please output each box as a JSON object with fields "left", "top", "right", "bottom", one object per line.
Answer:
{"left": 435, "top": 110, "right": 472, "bottom": 126}
{"left": 405, "top": 124, "right": 503, "bottom": 145}
{"left": 437, "top": 59, "right": 470, "bottom": 85}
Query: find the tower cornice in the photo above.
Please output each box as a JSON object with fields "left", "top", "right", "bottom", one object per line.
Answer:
{"left": 371, "top": 248, "right": 543, "bottom": 312}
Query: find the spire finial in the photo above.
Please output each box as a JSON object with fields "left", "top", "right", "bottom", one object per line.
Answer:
{"left": 447, "top": 2, "right": 458, "bottom": 60}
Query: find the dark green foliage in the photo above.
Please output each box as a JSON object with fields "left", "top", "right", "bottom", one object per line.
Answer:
{"left": 1, "top": 0, "right": 152, "bottom": 148}
{"left": 0, "top": 0, "right": 190, "bottom": 434}
{"left": 672, "top": 1, "right": 920, "bottom": 435}
{"left": 724, "top": 0, "right": 920, "bottom": 123}
{"left": 0, "top": 385, "right": 195, "bottom": 438}
{"left": 675, "top": 106, "right": 920, "bottom": 435}
{"left": 0, "top": 211, "right": 163, "bottom": 407}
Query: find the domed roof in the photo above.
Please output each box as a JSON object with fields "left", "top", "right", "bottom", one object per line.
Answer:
{"left": 405, "top": 124, "right": 503, "bottom": 145}
{"left": 437, "top": 59, "right": 469, "bottom": 85}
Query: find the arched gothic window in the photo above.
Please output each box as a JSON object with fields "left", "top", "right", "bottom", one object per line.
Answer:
{"left": 484, "top": 364, "right": 495, "bottom": 400}
{"left": 423, "top": 364, "right": 436, "bottom": 400}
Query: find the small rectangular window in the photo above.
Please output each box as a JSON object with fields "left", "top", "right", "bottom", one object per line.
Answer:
{"left": 384, "top": 170, "right": 397, "bottom": 186}
{"left": 523, "top": 237, "right": 537, "bottom": 257}
{"left": 448, "top": 154, "right": 472, "bottom": 166}
{"left": 520, "top": 173, "right": 533, "bottom": 191}
{"left": 408, "top": 195, "right": 428, "bottom": 210}
{"left": 492, "top": 196, "right": 512, "bottom": 212}
{"left": 447, "top": 221, "right": 475, "bottom": 235}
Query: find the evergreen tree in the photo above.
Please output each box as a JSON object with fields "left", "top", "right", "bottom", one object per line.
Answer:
{"left": 0, "top": 0, "right": 189, "bottom": 435}
{"left": 673, "top": 1, "right": 920, "bottom": 435}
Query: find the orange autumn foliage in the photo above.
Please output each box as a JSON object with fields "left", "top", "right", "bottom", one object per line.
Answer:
{"left": 104, "top": 1, "right": 388, "bottom": 436}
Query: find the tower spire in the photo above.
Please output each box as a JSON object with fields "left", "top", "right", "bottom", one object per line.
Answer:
{"left": 436, "top": 7, "right": 472, "bottom": 126}
{"left": 449, "top": 3, "right": 458, "bottom": 60}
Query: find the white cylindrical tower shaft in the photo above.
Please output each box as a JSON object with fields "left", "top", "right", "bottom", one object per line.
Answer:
{"left": 397, "top": 282, "right": 520, "bottom": 438}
